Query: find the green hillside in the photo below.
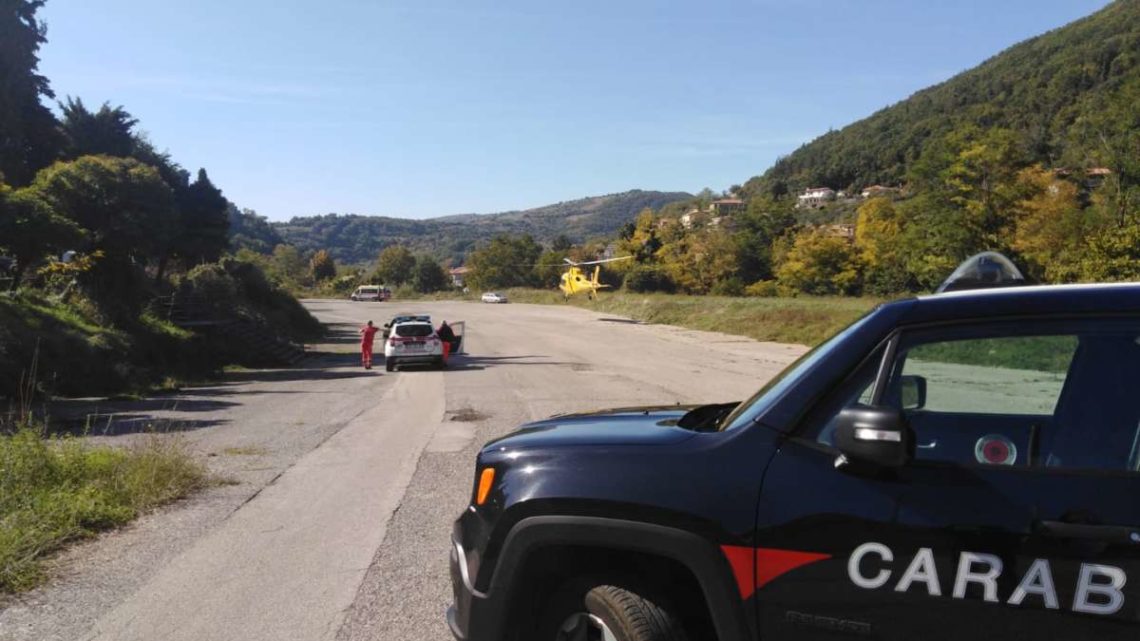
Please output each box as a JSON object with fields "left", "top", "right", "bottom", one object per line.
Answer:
{"left": 745, "top": 0, "right": 1140, "bottom": 197}
{"left": 273, "top": 189, "right": 691, "bottom": 264}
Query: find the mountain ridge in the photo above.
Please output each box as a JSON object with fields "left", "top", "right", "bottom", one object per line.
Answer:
{"left": 268, "top": 189, "right": 693, "bottom": 264}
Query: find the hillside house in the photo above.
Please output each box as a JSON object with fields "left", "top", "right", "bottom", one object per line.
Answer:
{"left": 448, "top": 266, "right": 471, "bottom": 288}
{"left": 861, "top": 185, "right": 899, "bottom": 199}
{"left": 822, "top": 223, "right": 856, "bottom": 242}
{"left": 1054, "top": 167, "right": 1114, "bottom": 190}
{"left": 797, "top": 187, "right": 836, "bottom": 209}
{"left": 709, "top": 198, "right": 744, "bottom": 216}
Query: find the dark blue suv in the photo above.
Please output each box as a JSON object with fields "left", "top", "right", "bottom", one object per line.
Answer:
{"left": 449, "top": 273, "right": 1140, "bottom": 641}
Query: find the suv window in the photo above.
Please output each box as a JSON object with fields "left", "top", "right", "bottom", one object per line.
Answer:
{"left": 394, "top": 324, "right": 433, "bottom": 338}
{"left": 899, "top": 335, "right": 1076, "bottom": 415}
{"left": 807, "top": 319, "right": 1140, "bottom": 475}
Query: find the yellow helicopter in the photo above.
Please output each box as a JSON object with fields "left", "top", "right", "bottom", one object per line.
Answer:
{"left": 558, "top": 257, "right": 633, "bottom": 300}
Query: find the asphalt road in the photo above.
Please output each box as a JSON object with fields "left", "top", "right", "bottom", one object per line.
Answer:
{"left": 0, "top": 299, "right": 806, "bottom": 641}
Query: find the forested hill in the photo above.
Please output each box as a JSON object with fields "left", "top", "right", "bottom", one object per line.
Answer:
{"left": 273, "top": 189, "right": 691, "bottom": 264}
{"left": 745, "top": 0, "right": 1140, "bottom": 197}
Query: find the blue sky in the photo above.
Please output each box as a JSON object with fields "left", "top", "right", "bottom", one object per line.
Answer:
{"left": 38, "top": 0, "right": 1111, "bottom": 221}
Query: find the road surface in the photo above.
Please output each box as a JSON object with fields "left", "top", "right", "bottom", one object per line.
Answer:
{"left": 0, "top": 299, "right": 807, "bottom": 641}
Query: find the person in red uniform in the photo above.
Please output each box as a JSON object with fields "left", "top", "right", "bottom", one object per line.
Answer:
{"left": 359, "top": 320, "right": 379, "bottom": 369}
{"left": 437, "top": 321, "right": 456, "bottom": 362}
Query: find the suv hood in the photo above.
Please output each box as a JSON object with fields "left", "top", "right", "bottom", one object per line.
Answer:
{"left": 484, "top": 405, "right": 701, "bottom": 451}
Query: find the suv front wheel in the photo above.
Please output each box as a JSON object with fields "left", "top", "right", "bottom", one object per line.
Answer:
{"left": 536, "top": 583, "right": 689, "bottom": 641}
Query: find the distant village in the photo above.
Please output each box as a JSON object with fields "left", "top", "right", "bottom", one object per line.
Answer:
{"left": 669, "top": 186, "right": 906, "bottom": 244}
{"left": 669, "top": 165, "right": 1114, "bottom": 247}
{"left": 442, "top": 166, "right": 1116, "bottom": 286}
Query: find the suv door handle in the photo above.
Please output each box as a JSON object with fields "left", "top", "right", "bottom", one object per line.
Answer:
{"left": 1034, "top": 520, "right": 1140, "bottom": 545}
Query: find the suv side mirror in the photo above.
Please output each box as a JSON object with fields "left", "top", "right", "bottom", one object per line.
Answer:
{"left": 899, "top": 375, "right": 927, "bottom": 410}
{"left": 835, "top": 406, "right": 914, "bottom": 468}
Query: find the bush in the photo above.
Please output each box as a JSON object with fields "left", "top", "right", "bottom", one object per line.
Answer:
{"left": 744, "top": 280, "right": 779, "bottom": 297}
{"left": 179, "top": 258, "right": 322, "bottom": 342}
{"left": 623, "top": 266, "right": 676, "bottom": 293}
{"left": 710, "top": 278, "right": 745, "bottom": 297}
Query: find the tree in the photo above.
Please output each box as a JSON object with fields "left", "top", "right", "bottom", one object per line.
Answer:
{"left": 30, "top": 156, "right": 176, "bottom": 314}
{"left": 270, "top": 244, "right": 308, "bottom": 287}
{"left": 534, "top": 249, "right": 568, "bottom": 288}
{"left": 412, "top": 255, "right": 447, "bottom": 293}
{"left": 623, "top": 265, "right": 675, "bottom": 293}
{"left": 0, "top": 183, "right": 83, "bottom": 290}
{"left": 1010, "top": 166, "right": 1104, "bottom": 283}
{"left": 229, "top": 205, "right": 284, "bottom": 254}
{"left": 310, "top": 249, "right": 336, "bottom": 282}
{"left": 0, "top": 0, "right": 63, "bottom": 184}
{"left": 893, "top": 128, "right": 1030, "bottom": 290}
{"left": 59, "top": 97, "right": 138, "bottom": 159}
{"left": 732, "top": 197, "right": 795, "bottom": 282}
{"left": 374, "top": 245, "right": 416, "bottom": 285}
{"left": 1068, "top": 81, "right": 1140, "bottom": 227}
{"left": 854, "top": 197, "right": 910, "bottom": 294}
{"left": 618, "top": 209, "right": 662, "bottom": 265}
{"left": 656, "top": 228, "right": 739, "bottom": 294}
{"left": 467, "top": 234, "right": 542, "bottom": 290}
{"left": 173, "top": 168, "right": 230, "bottom": 268}
{"left": 1079, "top": 219, "right": 1140, "bottom": 282}
{"left": 31, "top": 155, "right": 175, "bottom": 262}
{"left": 776, "top": 229, "right": 862, "bottom": 296}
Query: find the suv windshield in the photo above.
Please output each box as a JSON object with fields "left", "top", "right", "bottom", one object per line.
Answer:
{"left": 394, "top": 324, "right": 433, "bottom": 338}
{"left": 720, "top": 313, "right": 873, "bottom": 431}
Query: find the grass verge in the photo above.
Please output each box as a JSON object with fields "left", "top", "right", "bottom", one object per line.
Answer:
{"left": 0, "top": 426, "right": 209, "bottom": 594}
{"left": 499, "top": 289, "right": 883, "bottom": 346}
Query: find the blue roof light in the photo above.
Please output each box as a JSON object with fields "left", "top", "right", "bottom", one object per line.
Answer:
{"left": 936, "top": 252, "right": 1027, "bottom": 294}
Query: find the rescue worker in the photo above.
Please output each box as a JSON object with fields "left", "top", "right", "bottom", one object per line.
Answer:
{"left": 437, "top": 320, "right": 457, "bottom": 360}
{"left": 359, "top": 320, "right": 379, "bottom": 369}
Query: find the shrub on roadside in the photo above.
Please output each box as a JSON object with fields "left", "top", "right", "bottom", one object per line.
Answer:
{"left": 710, "top": 277, "right": 744, "bottom": 297}
{"left": 744, "top": 280, "right": 779, "bottom": 297}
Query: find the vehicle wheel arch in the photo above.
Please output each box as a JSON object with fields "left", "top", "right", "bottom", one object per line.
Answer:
{"left": 488, "top": 516, "right": 752, "bottom": 641}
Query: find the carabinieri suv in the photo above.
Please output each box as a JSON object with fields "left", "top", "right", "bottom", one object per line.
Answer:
{"left": 448, "top": 255, "right": 1140, "bottom": 641}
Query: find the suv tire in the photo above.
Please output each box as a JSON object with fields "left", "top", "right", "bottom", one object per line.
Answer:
{"left": 537, "top": 583, "right": 690, "bottom": 641}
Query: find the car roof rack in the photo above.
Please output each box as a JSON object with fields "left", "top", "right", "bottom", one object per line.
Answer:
{"left": 935, "top": 252, "right": 1027, "bottom": 294}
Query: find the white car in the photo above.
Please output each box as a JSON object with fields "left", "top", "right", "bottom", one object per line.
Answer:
{"left": 481, "top": 292, "right": 508, "bottom": 304}
{"left": 384, "top": 321, "right": 445, "bottom": 371}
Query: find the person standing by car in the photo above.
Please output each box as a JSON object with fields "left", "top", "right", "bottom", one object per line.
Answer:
{"left": 437, "top": 320, "right": 456, "bottom": 361}
{"left": 359, "top": 320, "right": 379, "bottom": 369}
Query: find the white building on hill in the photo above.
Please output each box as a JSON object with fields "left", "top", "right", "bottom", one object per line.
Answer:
{"left": 797, "top": 187, "right": 836, "bottom": 209}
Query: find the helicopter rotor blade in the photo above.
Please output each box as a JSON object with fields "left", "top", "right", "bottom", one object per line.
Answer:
{"left": 574, "top": 256, "right": 634, "bottom": 266}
